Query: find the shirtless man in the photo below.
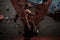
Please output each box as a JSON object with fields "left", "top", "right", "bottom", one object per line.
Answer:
{"left": 24, "top": 3, "right": 38, "bottom": 40}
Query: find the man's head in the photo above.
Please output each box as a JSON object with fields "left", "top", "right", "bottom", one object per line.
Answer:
{"left": 25, "top": 3, "right": 32, "bottom": 9}
{"left": 27, "top": 3, "right": 32, "bottom": 7}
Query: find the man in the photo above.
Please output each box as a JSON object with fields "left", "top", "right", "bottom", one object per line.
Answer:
{"left": 24, "top": 8, "right": 32, "bottom": 40}
{"left": 24, "top": 3, "right": 38, "bottom": 40}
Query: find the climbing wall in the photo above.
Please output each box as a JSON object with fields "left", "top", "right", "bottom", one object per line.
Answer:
{"left": 49, "top": 0, "right": 60, "bottom": 14}
{"left": 10, "top": 0, "right": 52, "bottom": 26}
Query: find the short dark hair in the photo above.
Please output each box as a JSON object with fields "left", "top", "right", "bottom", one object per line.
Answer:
{"left": 25, "top": 4, "right": 32, "bottom": 10}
